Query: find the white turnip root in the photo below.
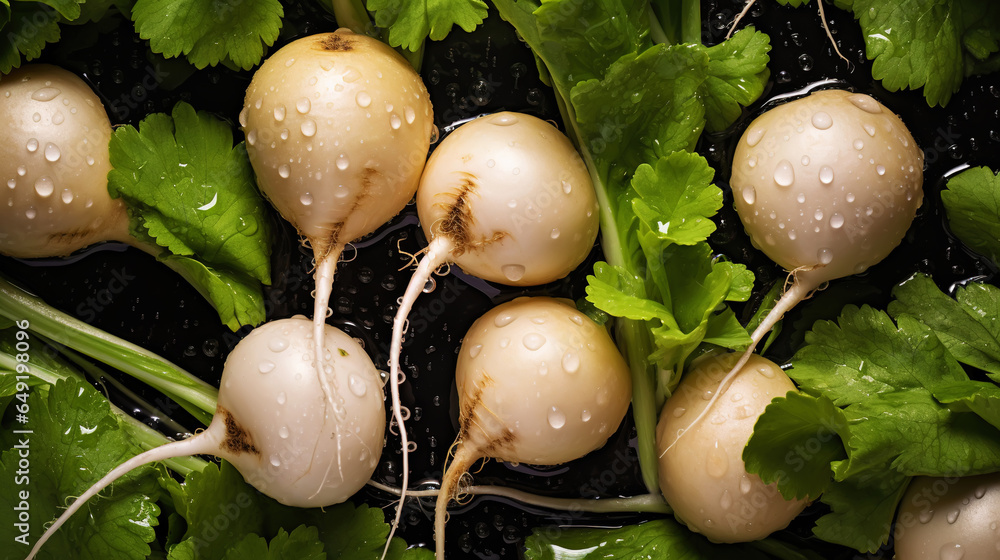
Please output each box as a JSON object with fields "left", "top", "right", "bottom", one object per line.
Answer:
{"left": 0, "top": 64, "right": 128, "bottom": 257}
{"left": 656, "top": 352, "right": 808, "bottom": 542}
{"left": 240, "top": 29, "right": 433, "bottom": 441}
{"left": 26, "top": 316, "right": 386, "bottom": 560}
{"left": 668, "top": 89, "right": 924, "bottom": 449}
{"left": 385, "top": 111, "right": 599, "bottom": 540}
{"left": 894, "top": 473, "right": 1000, "bottom": 560}
{"left": 434, "top": 297, "right": 631, "bottom": 559}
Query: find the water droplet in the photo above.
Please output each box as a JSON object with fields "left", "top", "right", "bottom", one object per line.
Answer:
{"left": 247, "top": 130, "right": 257, "bottom": 146}
{"left": 26, "top": 138, "right": 38, "bottom": 153}
{"left": 276, "top": 392, "right": 287, "bottom": 405}
{"left": 975, "top": 485, "right": 987, "bottom": 499}
{"left": 61, "top": 189, "right": 73, "bottom": 204}
{"left": 720, "top": 490, "right": 733, "bottom": 510}
{"left": 830, "top": 214, "right": 844, "bottom": 229}
{"left": 337, "top": 156, "right": 350, "bottom": 170}
{"left": 6, "top": 179, "right": 14, "bottom": 189}
{"left": 801, "top": 155, "right": 810, "bottom": 166}
{"left": 356, "top": 91, "right": 371, "bottom": 107}
{"left": 581, "top": 410, "right": 591, "bottom": 422}
{"left": 348, "top": 374, "right": 367, "bottom": 397}
{"left": 295, "top": 97, "right": 311, "bottom": 114}
{"left": 469, "top": 344, "right": 482, "bottom": 358}
{"left": 32, "top": 113, "right": 40, "bottom": 123}
{"left": 238, "top": 107, "right": 248, "bottom": 127}
{"left": 404, "top": 106, "right": 416, "bottom": 124}
{"left": 491, "top": 114, "right": 518, "bottom": 126}
{"left": 919, "top": 509, "right": 934, "bottom": 524}
{"left": 25, "top": 208, "right": 36, "bottom": 219}
{"left": 876, "top": 164, "right": 886, "bottom": 176}
{"left": 52, "top": 111, "right": 65, "bottom": 125}
{"left": 278, "top": 164, "right": 290, "bottom": 178}
{"left": 562, "top": 351, "right": 580, "bottom": 373}
{"left": 864, "top": 123, "right": 877, "bottom": 137}
{"left": 270, "top": 454, "right": 281, "bottom": 467}
{"left": 853, "top": 139, "right": 865, "bottom": 150}
{"left": 269, "top": 338, "right": 289, "bottom": 352}
{"left": 343, "top": 67, "right": 361, "bottom": 82}
{"left": 273, "top": 105, "right": 286, "bottom": 121}
{"left": 522, "top": 333, "right": 546, "bottom": 351}
{"left": 550, "top": 228, "right": 560, "bottom": 239}
{"left": 34, "top": 177, "right": 53, "bottom": 197}
{"left": 740, "top": 476, "right": 753, "bottom": 495}
{"left": 301, "top": 119, "right": 317, "bottom": 137}
{"left": 429, "top": 125, "right": 440, "bottom": 144}
{"left": 562, "top": 181, "right": 572, "bottom": 194}
{"left": 16, "top": 166, "right": 26, "bottom": 177}
{"left": 547, "top": 407, "right": 566, "bottom": 429}
{"left": 818, "top": 247, "right": 833, "bottom": 265}
{"left": 846, "top": 192, "right": 856, "bottom": 203}
{"left": 746, "top": 127, "right": 765, "bottom": 147}
{"left": 390, "top": 113, "right": 402, "bottom": 129}
{"left": 672, "top": 407, "right": 687, "bottom": 418}
{"left": 31, "top": 87, "right": 61, "bottom": 101}
{"left": 946, "top": 509, "right": 960, "bottom": 524}
{"left": 774, "top": 159, "right": 794, "bottom": 187}
{"left": 300, "top": 193, "right": 313, "bottom": 206}
{"left": 742, "top": 185, "right": 756, "bottom": 204}
{"left": 279, "top": 426, "right": 290, "bottom": 439}
{"left": 502, "top": 264, "right": 526, "bottom": 282}
{"left": 939, "top": 543, "right": 964, "bottom": 560}
{"left": 819, "top": 166, "right": 834, "bottom": 185}
{"left": 494, "top": 313, "right": 514, "bottom": 328}
{"left": 811, "top": 111, "right": 833, "bottom": 129}
{"left": 44, "top": 143, "right": 60, "bottom": 162}
{"left": 848, "top": 94, "right": 882, "bottom": 114}
{"left": 706, "top": 445, "right": 729, "bottom": 478}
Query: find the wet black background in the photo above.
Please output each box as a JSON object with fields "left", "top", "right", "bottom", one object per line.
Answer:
{"left": 2, "top": 0, "right": 999, "bottom": 558}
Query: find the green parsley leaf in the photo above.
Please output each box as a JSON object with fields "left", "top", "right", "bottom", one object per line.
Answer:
{"left": 700, "top": 27, "right": 771, "bottom": 132}
{"left": 811, "top": 468, "right": 910, "bottom": 553}
{"left": 223, "top": 526, "right": 327, "bottom": 560}
{"left": 631, "top": 152, "right": 721, "bottom": 246}
{"left": 131, "top": 0, "right": 283, "bottom": 70}
{"left": 108, "top": 101, "right": 273, "bottom": 330}
{"left": 835, "top": 0, "right": 1000, "bottom": 107}
{"left": 931, "top": 380, "right": 1000, "bottom": 431}
{"left": 941, "top": 166, "right": 1000, "bottom": 267}
{"left": 368, "top": 0, "right": 488, "bottom": 52}
{"left": 31, "top": 0, "right": 82, "bottom": 20}
{"left": 523, "top": 519, "right": 771, "bottom": 560}
{"left": 889, "top": 273, "right": 1000, "bottom": 379}
{"left": 0, "top": 377, "right": 163, "bottom": 560}
{"left": 0, "top": 3, "right": 61, "bottom": 73}
{"left": 743, "top": 391, "right": 847, "bottom": 500}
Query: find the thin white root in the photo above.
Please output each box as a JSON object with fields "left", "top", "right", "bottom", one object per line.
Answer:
{"left": 435, "top": 445, "right": 479, "bottom": 560}
{"left": 660, "top": 276, "right": 816, "bottom": 457}
{"left": 381, "top": 236, "right": 454, "bottom": 560}
{"left": 26, "top": 435, "right": 213, "bottom": 560}
{"left": 366, "top": 480, "right": 671, "bottom": 514}
{"left": 818, "top": 0, "right": 850, "bottom": 64}
{"left": 726, "top": 0, "right": 759, "bottom": 40}
{"left": 312, "top": 246, "right": 345, "bottom": 487}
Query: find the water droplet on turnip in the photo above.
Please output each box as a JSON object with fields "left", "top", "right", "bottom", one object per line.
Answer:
{"left": 390, "top": 113, "right": 402, "bottom": 129}
{"left": 706, "top": 445, "right": 729, "bottom": 478}
{"left": 561, "top": 351, "right": 580, "bottom": 373}
{"left": 44, "top": 143, "right": 60, "bottom": 162}
{"left": 864, "top": 123, "right": 877, "bottom": 137}
{"left": 336, "top": 156, "right": 349, "bottom": 170}
{"left": 848, "top": 94, "right": 882, "bottom": 114}
{"left": 746, "top": 127, "right": 765, "bottom": 147}
{"left": 522, "top": 333, "right": 546, "bottom": 351}
{"left": 876, "top": 164, "right": 886, "bottom": 176}
{"left": 773, "top": 159, "right": 794, "bottom": 187}
{"left": 269, "top": 338, "right": 289, "bottom": 352}
{"left": 274, "top": 105, "right": 286, "bottom": 121}
{"left": 26, "top": 138, "right": 38, "bottom": 152}
{"left": 547, "top": 407, "right": 566, "bottom": 429}
{"left": 819, "top": 166, "right": 834, "bottom": 185}
{"left": 811, "top": 111, "right": 833, "bottom": 129}
{"left": 830, "top": 214, "right": 844, "bottom": 229}
{"left": 31, "top": 87, "right": 60, "bottom": 101}
{"left": 741, "top": 185, "right": 756, "bottom": 204}
{"left": 348, "top": 374, "right": 368, "bottom": 397}
{"left": 301, "top": 119, "right": 317, "bottom": 137}
{"left": 469, "top": 344, "right": 482, "bottom": 358}
{"left": 818, "top": 247, "right": 834, "bottom": 265}
{"left": 493, "top": 313, "right": 514, "bottom": 328}
{"left": 34, "top": 177, "right": 53, "bottom": 197}
{"left": 502, "top": 264, "right": 526, "bottom": 282}
{"left": 278, "top": 164, "right": 290, "bottom": 178}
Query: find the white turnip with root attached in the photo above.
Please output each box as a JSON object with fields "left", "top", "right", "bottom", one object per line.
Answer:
{"left": 667, "top": 89, "right": 924, "bottom": 450}
{"left": 0, "top": 64, "right": 127, "bottom": 257}
{"left": 385, "top": 111, "right": 598, "bottom": 541}
{"left": 656, "top": 352, "right": 808, "bottom": 542}
{"left": 240, "top": 28, "right": 433, "bottom": 457}
{"left": 25, "top": 316, "right": 386, "bottom": 560}
{"left": 434, "top": 297, "right": 630, "bottom": 559}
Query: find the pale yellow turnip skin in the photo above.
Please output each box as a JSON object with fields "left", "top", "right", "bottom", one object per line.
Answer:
{"left": 455, "top": 297, "right": 631, "bottom": 463}
{"left": 416, "top": 112, "right": 600, "bottom": 286}
{"left": 241, "top": 29, "right": 433, "bottom": 260}
{"left": 731, "top": 89, "right": 923, "bottom": 287}
{"left": 0, "top": 64, "right": 127, "bottom": 258}
{"left": 656, "top": 353, "right": 808, "bottom": 542}
{"left": 894, "top": 473, "right": 1000, "bottom": 560}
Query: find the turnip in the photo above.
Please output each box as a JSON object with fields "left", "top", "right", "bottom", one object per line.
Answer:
{"left": 656, "top": 352, "right": 808, "bottom": 542}
{"left": 240, "top": 28, "right": 433, "bottom": 440}
{"left": 669, "top": 89, "right": 924, "bottom": 447}
{"left": 25, "top": 316, "right": 386, "bottom": 560}
{"left": 0, "top": 64, "right": 127, "bottom": 257}
{"left": 434, "top": 297, "right": 631, "bottom": 559}
{"left": 385, "top": 111, "right": 599, "bottom": 540}
{"left": 894, "top": 473, "right": 1000, "bottom": 560}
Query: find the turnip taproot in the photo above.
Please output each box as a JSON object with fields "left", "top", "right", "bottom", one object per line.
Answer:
{"left": 657, "top": 352, "right": 808, "bottom": 542}
{"left": 240, "top": 29, "right": 433, "bottom": 431}
{"left": 669, "top": 89, "right": 924, "bottom": 448}
{"left": 435, "top": 297, "right": 630, "bottom": 559}
{"left": 0, "top": 64, "right": 126, "bottom": 257}
{"left": 894, "top": 473, "right": 1000, "bottom": 560}
{"left": 386, "top": 111, "right": 599, "bottom": 539}
{"left": 26, "top": 316, "right": 386, "bottom": 560}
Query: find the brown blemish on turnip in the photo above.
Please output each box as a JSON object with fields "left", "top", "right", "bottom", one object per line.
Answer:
{"left": 219, "top": 406, "right": 260, "bottom": 457}
{"left": 436, "top": 172, "right": 505, "bottom": 256}
{"left": 319, "top": 34, "right": 354, "bottom": 52}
